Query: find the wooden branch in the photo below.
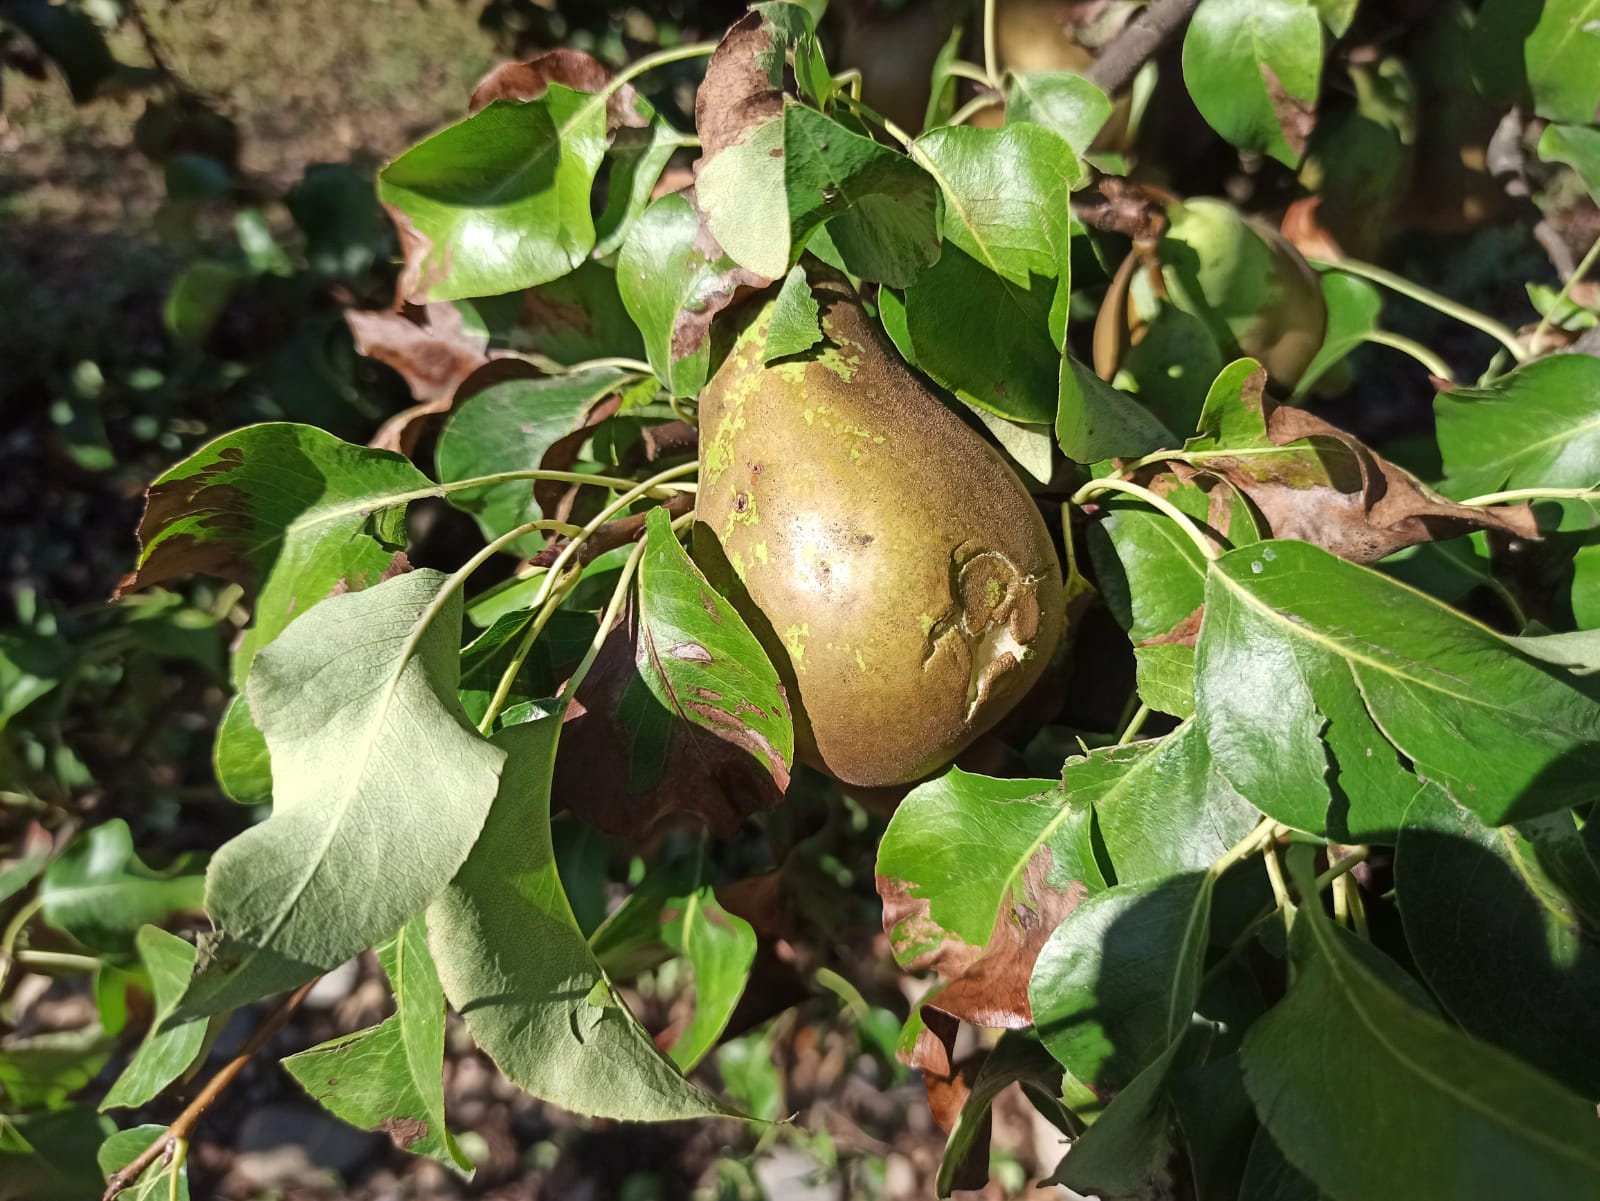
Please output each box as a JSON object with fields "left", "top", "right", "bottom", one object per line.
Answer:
{"left": 103, "top": 978, "right": 319, "bottom": 1200}
{"left": 1086, "top": 0, "right": 1203, "bottom": 96}
{"left": 529, "top": 491, "right": 695, "bottom": 569}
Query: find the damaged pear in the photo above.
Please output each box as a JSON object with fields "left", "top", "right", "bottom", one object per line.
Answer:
{"left": 693, "top": 274, "right": 1065, "bottom": 788}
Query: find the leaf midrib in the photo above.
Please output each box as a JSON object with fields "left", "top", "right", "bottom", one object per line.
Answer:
{"left": 1307, "top": 908, "right": 1600, "bottom": 1172}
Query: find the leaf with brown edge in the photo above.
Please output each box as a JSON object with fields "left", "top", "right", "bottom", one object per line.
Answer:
{"left": 635, "top": 507, "right": 793, "bottom": 787}
{"left": 553, "top": 607, "right": 786, "bottom": 839}
{"left": 470, "top": 48, "right": 641, "bottom": 129}
{"left": 692, "top": 5, "right": 813, "bottom": 280}
{"left": 119, "top": 423, "right": 429, "bottom": 685}
{"left": 1163, "top": 359, "right": 1536, "bottom": 564}
{"left": 875, "top": 768, "right": 1109, "bottom": 1031}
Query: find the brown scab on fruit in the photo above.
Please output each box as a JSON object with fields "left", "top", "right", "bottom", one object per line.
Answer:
{"left": 693, "top": 270, "right": 1065, "bottom": 788}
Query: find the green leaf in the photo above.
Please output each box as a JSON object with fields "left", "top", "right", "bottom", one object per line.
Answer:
{"left": 100, "top": 927, "right": 208, "bottom": 1110}
{"left": 179, "top": 571, "right": 506, "bottom": 1016}
{"left": 428, "top": 718, "right": 732, "bottom": 1120}
{"left": 0, "top": 628, "right": 71, "bottom": 730}
{"left": 936, "top": 1032, "right": 1066, "bottom": 1197}
{"left": 1086, "top": 477, "right": 1258, "bottom": 717}
{"left": 783, "top": 105, "right": 942, "bottom": 286}
{"left": 2, "top": 1109, "right": 115, "bottom": 1201}
{"left": 39, "top": 821, "right": 205, "bottom": 952}
{"left": 1540, "top": 123, "right": 1600, "bottom": 205}
{"left": 1311, "top": 0, "right": 1358, "bottom": 36}
{"left": 124, "top": 423, "right": 427, "bottom": 682}
{"left": 1197, "top": 539, "right": 1600, "bottom": 832}
{"left": 1110, "top": 305, "right": 1227, "bottom": 437}
{"left": 435, "top": 366, "right": 627, "bottom": 547}
{"left": 0, "top": 1026, "right": 112, "bottom": 1110}
{"left": 762, "top": 265, "right": 823, "bottom": 362}
{"left": 660, "top": 885, "right": 757, "bottom": 1070}
{"left": 1474, "top": 0, "right": 1600, "bottom": 126}
{"left": 97, "top": 1124, "right": 189, "bottom": 1201}
{"left": 513, "top": 262, "right": 649, "bottom": 365}
{"left": 1006, "top": 72, "right": 1114, "bottom": 159}
{"left": 595, "top": 113, "right": 681, "bottom": 258}
{"left": 1239, "top": 1129, "right": 1326, "bottom": 1201}
{"left": 1397, "top": 785, "right": 1600, "bottom": 1100}
{"left": 1240, "top": 864, "right": 1600, "bottom": 1201}
{"left": 1057, "top": 358, "right": 1176, "bottom": 464}
{"left": 697, "top": 118, "right": 790, "bottom": 279}
{"left": 1030, "top": 870, "right": 1214, "bottom": 1092}
{"left": 1436, "top": 355, "right": 1600, "bottom": 500}
{"left": 1182, "top": 0, "right": 1323, "bottom": 168}
{"left": 283, "top": 916, "right": 470, "bottom": 1170}
{"left": 876, "top": 766, "right": 1108, "bottom": 1028}
{"left": 378, "top": 89, "right": 608, "bottom": 302}
{"left": 1290, "top": 271, "right": 1382, "bottom": 400}
{"left": 1046, "top": 1038, "right": 1185, "bottom": 1201}
{"left": 214, "top": 694, "right": 272, "bottom": 803}
{"left": 637, "top": 506, "right": 794, "bottom": 786}
{"left": 903, "top": 123, "right": 1080, "bottom": 423}
{"left": 618, "top": 193, "right": 759, "bottom": 398}
{"left": 970, "top": 408, "right": 1055, "bottom": 485}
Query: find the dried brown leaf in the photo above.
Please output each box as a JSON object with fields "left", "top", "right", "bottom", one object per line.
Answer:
{"left": 1262, "top": 61, "right": 1316, "bottom": 161}
{"left": 693, "top": 12, "right": 785, "bottom": 165}
{"left": 1169, "top": 380, "right": 1537, "bottom": 563}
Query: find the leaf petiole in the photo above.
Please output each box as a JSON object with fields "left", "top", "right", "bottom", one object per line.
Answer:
{"left": 1529, "top": 232, "right": 1600, "bottom": 354}
{"left": 1459, "top": 485, "right": 1600, "bottom": 507}
{"left": 1313, "top": 257, "right": 1528, "bottom": 363}
{"left": 1071, "top": 476, "right": 1219, "bottom": 562}
{"left": 1362, "top": 329, "right": 1454, "bottom": 382}
{"left": 599, "top": 40, "right": 719, "bottom": 102}
{"left": 947, "top": 92, "right": 1004, "bottom": 128}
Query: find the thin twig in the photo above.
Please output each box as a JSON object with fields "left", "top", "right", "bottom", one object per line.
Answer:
{"left": 104, "top": 978, "right": 319, "bottom": 1200}
{"left": 1086, "top": 0, "right": 1203, "bottom": 95}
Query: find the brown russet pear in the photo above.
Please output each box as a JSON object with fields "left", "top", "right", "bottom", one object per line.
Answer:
{"left": 693, "top": 274, "right": 1065, "bottom": 788}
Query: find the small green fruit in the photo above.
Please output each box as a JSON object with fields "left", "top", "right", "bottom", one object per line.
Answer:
{"left": 693, "top": 275, "right": 1065, "bottom": 788}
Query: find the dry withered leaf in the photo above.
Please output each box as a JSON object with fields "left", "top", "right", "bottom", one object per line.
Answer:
{"left": 348, "top": 302, "right": 511, "bottom": 454}
{"left": 1262, "top": 61, "right": 1316, "bottom": 161}
{"left": 1167, "top": 369, "right": 1537, "bottom": 563}
{"left": 469, "top": 47, "right": 649, "bottom": 132}
{"left": 693, "top": 11, "right": 785, "bottom": 166}
{"left": 553, "top": 608, "right": 786, "bottom": 839}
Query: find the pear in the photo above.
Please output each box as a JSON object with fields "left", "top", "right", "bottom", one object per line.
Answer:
{"left": 693, "top": 274, "right": 1065, "bottom": 788}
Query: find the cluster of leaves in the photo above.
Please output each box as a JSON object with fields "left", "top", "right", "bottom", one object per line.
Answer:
{"left": 5, "top": 0, "right": 1600, "bottom": 1198}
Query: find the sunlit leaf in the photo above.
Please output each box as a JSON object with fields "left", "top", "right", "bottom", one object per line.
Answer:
{"left": 100, "top": 927, "right": 208, "bottom": 1110}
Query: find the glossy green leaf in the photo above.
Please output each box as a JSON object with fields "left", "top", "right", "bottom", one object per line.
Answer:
{"left": 1006, "top": 72, "right": 1114, "bottom": 159}
{"left": 97, "top": 1124, "right": 190, "bottom": 1201}
{"left": 39, "top": 821, "right": 204, "bottom": 952}
{"left": 1397, "top": 785, "right": 1600, "bottom": 1100}
{"left": 904, "top": 123, "right": 1079, "bottom": 423}
{"left": 1197, "top": 539, "right": 1600, "bottom": 832}
{"left": 101, "top": 927, "right": 207, "bottom": 1110}
{"left": 762, "top": 265, "right": 823, "bottom": 362}
{"left": 1112, "top": 305, "right": 1226, "bottom": 437}
{"left": 1539, "top": 123, "right": 1600, "bottom": 205}
{"left": 660, "top": 885, "right": 757, "bottom": 1070}
{"left": 1030, "top": 870, "right": 1214, "bottom": 1092}
{"left": 1046, "top": 1038, "right": 1185, "bottom": 1201}
{"left": 283, "top": 916, "right": 470, "bottom": 1170}
{"left": 1291, "top": 271, "right": 1382, "bottom": 399}
{"left": 1436, "top": 355, "right": 1600, "bottom": 500}
{"left": 378, "top": 90, "right": 608, "bottom": 301}
{"left": 435, "top": 366, "right": 627, "bottom": 546}
{"left": 179, "top": 571, "right": 505, "bottom": 1016}
{"left": 1057, "top": 358, "right": 1176, "bottom": 464}
{"left": 636, "top": 507, "right": 793, "bottom": 786}
{"left": 428, "top": 717, "right": 732, "bottom": 1120}
{"left": 1087, "top": 477, "right": 1258, "bottom": 717}
{"left": 877, "top": 765, "right": 1108, "bottom": 1028}
{"left": 1241, "top": 868, "right": 1600, "bottom": 1201}
{"left": 123, "top": 423, "right": 427, "bottom": 682}
{"left": 214, "top": 694, "right": 272, "bottom": 804}
{"left": 594, "top": 114, "right": 681, "bottom": 258}
{"left": 936, "top": 1032, "right": 1066, "bottom": 1197}
{"left": 1182, "top": 0, "right": 1322, "bottom": 167}
{"left": 784, "top": 105, "right": 941, "bottom": 286}
{"left": 1090, "top": 722, "right": 1262, "bottom": 885}
{"left": 619, "top": 193, "right": 756, "bottom": 398}
{"left": 1474, "top": 0, "right": 1600, "bottom": 125}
